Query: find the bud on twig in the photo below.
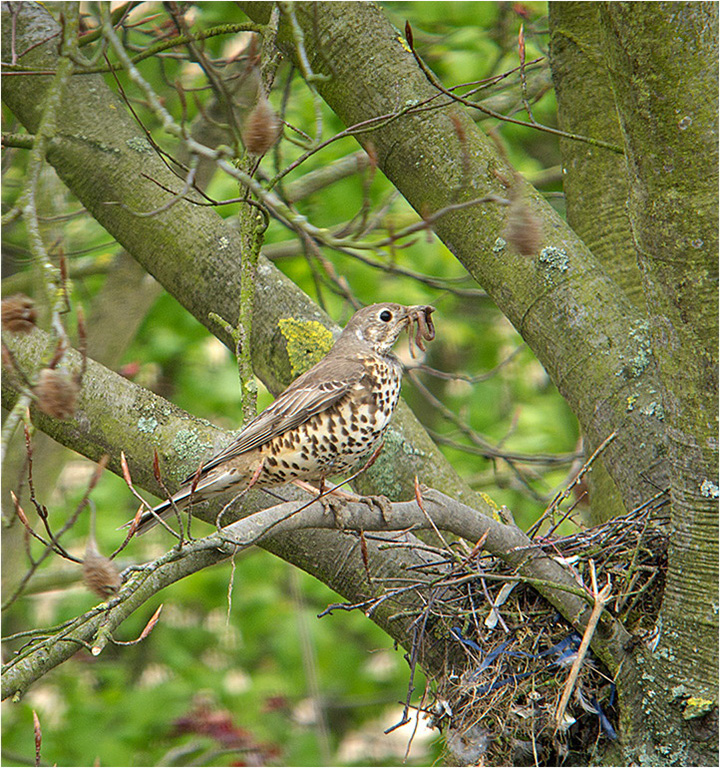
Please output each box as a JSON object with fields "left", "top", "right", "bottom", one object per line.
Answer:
{"left": 503, "top": 190, "right": 542, "bottom": 257}
{"left": 84, "top": 502, "right": 121, "bottom": 599}
{"left": 33, "top": 368, "right": 79, "bottom": 420}
{"left": 1, "top": 294, "right": 37, "bottom": 334}
{"left": 242, "top": 97, "right": 281, "bottom": 156}
{"left": 83, "top": 551, "right": 122, "bottom": 599}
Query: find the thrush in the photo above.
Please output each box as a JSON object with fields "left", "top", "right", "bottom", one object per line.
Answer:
{"left": 132, "top": 303, "right": 435, "bottom": 534}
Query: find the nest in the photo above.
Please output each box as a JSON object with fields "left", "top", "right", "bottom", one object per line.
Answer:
{"left": 398, "top": 493, "right": 670, "bottom": 766}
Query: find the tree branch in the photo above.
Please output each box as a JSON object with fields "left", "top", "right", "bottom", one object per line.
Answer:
{"left": 1, "top": 327, "right": 498, "bottom": 680}
{"left": 1, "top": 484, "right": 632, "bottom": 700}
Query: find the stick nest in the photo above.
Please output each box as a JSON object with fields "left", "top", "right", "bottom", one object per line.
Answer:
{"left": 396, "top": 493, "right": 668, "bottom": 765}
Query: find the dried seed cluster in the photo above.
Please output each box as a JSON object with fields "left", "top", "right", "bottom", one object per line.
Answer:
{"left": 504, "top": 196, "right": 542, "bottom": 256}
{"left": 2, "top": 293, "right": 37, "bottom": 334}
{"left": 83, "top": 552, "right": 121, "bottom": 598}
{"left": 33, "top": 368, "right": 79, "bottom": 420}
{"left": 242, "top": 98, "right": 281, "bottom": 156}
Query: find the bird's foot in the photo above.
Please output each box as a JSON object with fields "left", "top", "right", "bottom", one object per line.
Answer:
{"left": 321, "top": 493, "right": 391, "bottom": 528}
{"left": 323, "top": 495, "right": 350, "bottom": 529}
{"left": 321, "top": 486, "right": 393, "bottom": 525}
{"left": 293, "top": 479, "right": 349, "bottom": 528}
{"left": 358, "top": 494, "right": 393, "bottom": 524}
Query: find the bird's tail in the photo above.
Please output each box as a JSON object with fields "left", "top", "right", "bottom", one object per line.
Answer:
{"left": 127, "top": 490, "right": 193, "bottom": 536}
{"left": 125, "top": 468, "right": 245, "bottom": 535}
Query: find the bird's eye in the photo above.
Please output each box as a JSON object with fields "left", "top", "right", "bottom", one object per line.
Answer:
{"left": 379, "top": 310, "right": 392, "bottom": 322}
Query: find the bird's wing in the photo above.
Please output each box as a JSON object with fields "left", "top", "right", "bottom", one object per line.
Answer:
{"left": 183, "top": 356, "right": 365, "bottom": 480}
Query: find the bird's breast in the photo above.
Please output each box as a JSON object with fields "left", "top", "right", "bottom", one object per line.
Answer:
{"left": 258, "top": 355, "right": 403, "bottom": 481}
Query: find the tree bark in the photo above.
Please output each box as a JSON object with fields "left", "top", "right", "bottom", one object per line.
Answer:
{"left": 548, "top": 2, "right": 639, "bottom": 524}
{"left": 596, "top": 4, "right": 718, "bottom": 763}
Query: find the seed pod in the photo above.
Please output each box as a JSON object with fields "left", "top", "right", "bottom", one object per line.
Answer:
{"left": 1, "top": 294, "right": 37, "bottom": 334}
{"left": 503, "top": 195, "right": 542, "bottom": 257}
{"left": 242, "top": 97, "right": 281, "bottom": 156}
{"left": 83, "top": 551, "right": 121, "bottom": 598}
{"left": 84, "top": 504, "right": 121, "bottom": 599}
{"left": 33, "top": 368, "right": 79, "bottom": 420}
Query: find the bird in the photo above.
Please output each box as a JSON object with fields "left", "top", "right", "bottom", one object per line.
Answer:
{"left": 131, "top": 303, "right": 435, "bottom": 534}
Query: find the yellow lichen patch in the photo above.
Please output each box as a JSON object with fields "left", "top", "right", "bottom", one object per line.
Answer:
{"left": 683, "top": 697, "right": 715, "bottom": 720}
{"left": 479, "top": 491, "right": 503, "bottom": 521}
{"left": 278, "top": 318, "right": 334, "bottom": 376}
{"left": 480, "top": 491, "right": 499, "bottom": 511}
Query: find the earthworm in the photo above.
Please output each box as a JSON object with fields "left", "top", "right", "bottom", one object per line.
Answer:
{"left": 407, "top": 305, "right": 436, "bottom": 358}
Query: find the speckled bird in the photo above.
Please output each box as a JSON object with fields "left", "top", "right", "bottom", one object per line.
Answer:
{"left": 133, "top": 303, "right": 435, "bottom": 533}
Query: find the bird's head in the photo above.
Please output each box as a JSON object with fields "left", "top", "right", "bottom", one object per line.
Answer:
{"left": 339, "top": 303, "right": 435, "bottom": 355}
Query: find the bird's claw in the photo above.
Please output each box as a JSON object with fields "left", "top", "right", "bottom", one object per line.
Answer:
{"left": 318, "top": 491, "right": 392, "bottom": 528}
{"left": 359, "top": 494, "right": 393, "bottom": 525}
{"left": 320, "top": 494, "right": 349, "bottom": 529}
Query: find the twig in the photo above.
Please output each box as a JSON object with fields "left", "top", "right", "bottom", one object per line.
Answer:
{"left": 528, "top": 431, "right": 618, "bottom": 537}
{"left": 517, "top": 25, "right": 534, "bottom": 122}
{"left": 367, "top": 195, "right": 511, "bottom": 248}
{"left": 414, "top": 477, "right": 449, "bottom": 549}
{"left": 109, "top": 604, "right": 163, "bottom": 647}
{"left": 554, "top": 560, "right": 612, "bottom": 730}
{"left": 2, "top": 453, "right": 109, "bottom": 611}
{"left": 404, "top": 21, "right": 623, "bottom": 155}
{"left": 279, "top": 1, "right": 326, "bottom": 142}
{"left": 385, "top": 599, "right": 431, "bottom": 733}
{"left": 118, "top": 451, "right": 180, "bottom": 540}
{"left": 112, "top": 159, "right": 199, "bottom": 217}
{"left": 0, "top": 21, "right": 266, "bottom": 73}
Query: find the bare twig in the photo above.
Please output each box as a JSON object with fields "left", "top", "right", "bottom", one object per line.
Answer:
{"left": 528, "top": 432, "right": 618, "bottom": 537}
{"left": 404, "top": 21, "right": 623, "bottom": 154}
{"left": 119, "top": 451, "right": 181, "bottom": 541}
{"left": 554, "top": 560, "right": 613, "bottom": 730}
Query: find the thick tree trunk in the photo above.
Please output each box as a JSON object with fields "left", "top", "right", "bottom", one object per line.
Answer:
{"left": 596, "top": 4, "right": 719, "bottom": 764}
{"left": 548, "top": 2, "right": 639, "bottom": 525}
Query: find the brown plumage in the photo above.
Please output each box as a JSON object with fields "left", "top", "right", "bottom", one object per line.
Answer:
{"left": 133, "top": 303, "right": 435, "bottom": 534}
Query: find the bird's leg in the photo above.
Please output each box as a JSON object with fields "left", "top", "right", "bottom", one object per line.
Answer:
{"left": 335, "top": 443, "right": 394, "bottom": 524}
{"left": 246, "top": 460, "right": 265, "bottom": 491}
{"left": 292, "top": 478, "right": 349, "bottom": 528}
{"left": 297, "top": 484, "right": 393, "bottom": 527}
{"left": 356, "top": 493, "right": 393, "bottom": 525}
{"left": 293, "top": 443, "right": 394, "bottom": 526}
